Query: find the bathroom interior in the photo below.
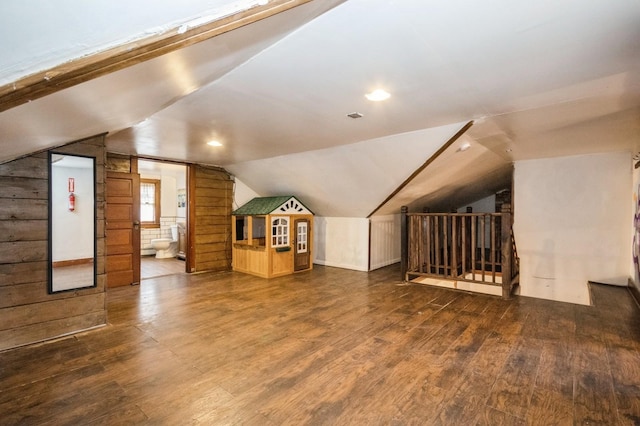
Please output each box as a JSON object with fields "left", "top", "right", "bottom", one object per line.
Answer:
{"left": 139, "top": 159, "right": 187, "bottom": 279}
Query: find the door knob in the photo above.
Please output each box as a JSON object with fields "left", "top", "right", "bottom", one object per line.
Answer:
{"left": 133, "top": 221, "right": 140, "bottom": 230}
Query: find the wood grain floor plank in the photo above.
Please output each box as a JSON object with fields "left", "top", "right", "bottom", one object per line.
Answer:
{"left": 1, "top": 266, "right": 640, "bottom": 424}
{"left": 475, "top": 405, "right": 527, "bottom": 425}
{"left": 87, "top": 403, "right": 150, "bottom": 425}
{"left": 524, "top": 339, "right": 575, "bottom": 425}
{"left": 485, "top": 337, "right": 543, "bottom": 419}
{"left": 430, "top": 304, "right": 523, "bottom": 423}
{"left": 573, "top": 369, "right": 619, "bottom": 424}
{"left": 608, "top": 345, "right": 640, "bottom": 425}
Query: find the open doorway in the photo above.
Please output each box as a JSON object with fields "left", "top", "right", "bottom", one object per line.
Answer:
{"left": 138, "top": 159, "right": 188, "bottom": 279}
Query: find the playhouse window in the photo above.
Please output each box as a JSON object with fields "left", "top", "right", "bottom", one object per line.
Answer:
{"left": 235, "top": 216, "right": 247, "bottom": 242}
{"left": 271, "top": 217, "right": 289, "bottom": 247}
{"left": 252, "top": 216, "right": 266, "bottom": 247}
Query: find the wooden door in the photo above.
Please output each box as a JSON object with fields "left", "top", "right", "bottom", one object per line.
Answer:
{"left": 294, "top": 218, "right": 310, "bottom": 271}
{"left": 106, "top": 172, "right": 140, "bottom": 287}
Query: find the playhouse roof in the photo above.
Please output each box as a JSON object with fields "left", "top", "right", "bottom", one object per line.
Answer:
{"left": 232, "top": 196, "right": 313, "bottom": 216}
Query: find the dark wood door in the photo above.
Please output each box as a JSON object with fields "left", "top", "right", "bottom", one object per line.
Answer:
{"left": 106, "top": 172, "right": 140, "bottom": 287}
{"left": 294, "top": 218, "right": 310, "bottom": 271}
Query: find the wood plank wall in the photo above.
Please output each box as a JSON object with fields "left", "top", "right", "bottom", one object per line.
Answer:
{"left": 189, "top": 165, "right": 233, "bottom": 273}
{"left": 105, "top": 153, "right": 133, "bottom": 173}
{"left": 0, "top": 135, "right": 107, "bottom": 351}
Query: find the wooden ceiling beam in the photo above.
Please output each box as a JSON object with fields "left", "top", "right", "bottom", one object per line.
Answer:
{"left": 0, "top": 0, "right": 312, "bottom": 113}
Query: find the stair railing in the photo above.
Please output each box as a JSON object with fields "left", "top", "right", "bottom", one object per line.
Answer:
{"left": 401, "top": 204, "right": 519, "bottom": 299}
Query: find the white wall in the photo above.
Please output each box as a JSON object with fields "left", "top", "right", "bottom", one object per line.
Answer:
{"left": 233, "top": 177, "right": 261, "bottom": 210}
{"left": 457, "top": 194, "right": 497, "bottom": 249}
{"left": 176, "top": 169, "right": 186, "bottom": 219}
{"left": 51, "top": 165, "right": 94, "bottom": 261}
{"left": 457, "top": 194, "right": 496, "bottom": 213}
{"left": 313, "top": 217, "right": 369, "bottom": 271}
{"left": 514, "top": 152, "right": 632, "bottom": 305}
{"left": 160, "top": 175, "right": 177, "bottom": 217}
{"left": 370, "top": 215, "right": 401, "bottom": 270}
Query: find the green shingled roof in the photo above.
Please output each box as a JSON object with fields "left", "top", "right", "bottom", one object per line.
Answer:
{"left": 232, "top": 196, "right": 312, "bottom": 215}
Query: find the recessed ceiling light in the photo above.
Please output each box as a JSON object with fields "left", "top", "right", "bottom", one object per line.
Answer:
{"left": 365, "top": 89, "right": 391, "bottom": 102}
{"left": 207, "top": 140, "right": 223, "bottom": 147}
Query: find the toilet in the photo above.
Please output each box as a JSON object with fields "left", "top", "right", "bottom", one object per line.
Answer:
{"left": 150, "top": 224, "right": 179, "bottom": 259}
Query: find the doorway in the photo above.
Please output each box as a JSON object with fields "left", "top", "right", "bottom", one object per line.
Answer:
{"left": 138, "top": 159, "right": 188, "bottom": 280}
{"left": 106, "top": 159, "right": 189, "bottom": 286}
{"left": 294, "top": 218, "right": 310, "bottom": 271}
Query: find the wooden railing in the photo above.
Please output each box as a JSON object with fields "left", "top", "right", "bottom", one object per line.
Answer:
{"left": 401, "top": 204, "right": 519, "bottom": 298}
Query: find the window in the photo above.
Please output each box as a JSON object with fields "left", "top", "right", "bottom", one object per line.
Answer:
{"left": 141, "top": 179, "right": 160, "bottom": 228}
{"left": 271, "top": 217, "right": 289, "bottom": 247}
{"left": 252, "top": 216, "right": 266, "bottom": 247}
{"left": 235, "top": 216, "right": 247, "bottom": 242}
{"left": 296, "top": 221, "right": 308, "bottom": 253}
{"left": 235, "top": 216, "right": 266, "bottom": 247}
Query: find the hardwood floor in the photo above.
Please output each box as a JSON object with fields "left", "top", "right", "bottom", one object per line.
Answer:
{"left": 2, "top": 264, "right": 640, "bottom": 424}
{"left": 141, "top": 255, "right": 186, "bottom": 280}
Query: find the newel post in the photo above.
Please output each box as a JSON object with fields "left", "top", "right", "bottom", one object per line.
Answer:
{"left": 500, "top": 203, "right": 512, "bottom": 299}
{"left": 401, "top": 206, "right": 408, "bottom": 282}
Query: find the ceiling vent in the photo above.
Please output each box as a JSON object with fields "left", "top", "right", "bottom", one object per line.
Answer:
{"left": 347, "top": 112, "right": 363, "bottom": 119}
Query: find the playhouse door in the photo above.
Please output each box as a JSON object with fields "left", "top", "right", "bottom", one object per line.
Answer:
{"left": 294, "top": 219, "right": 310, "bottom": 271}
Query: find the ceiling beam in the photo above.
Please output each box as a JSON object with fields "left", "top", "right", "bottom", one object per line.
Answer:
{"left": 367, "top": 120, "right": 475, "bottom": 218}
{"left": 0, "top": 0, "right": 312, "bottom": 113}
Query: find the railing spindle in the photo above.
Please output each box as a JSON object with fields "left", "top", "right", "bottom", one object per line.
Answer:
{"left": 461, "top": 216, "right": 466, "bottom": 280}
{"left": 443, "top": 215, "right": 449, "bottom": 277}
{"left": 433, "top": 216, "right": 440, "bottom": 275}
{"left": 471, "top": 216, "right": 476, "bottom": 281}
{"left": 480, "top": 215, "right": 486, "bottom": 282}
{"left": 490, "top": 215, "right": 496, "bottom": 283}
{"left": 452, "top": 215, "right": 458, "bottom": 278}
{"left": 501, "top": 204, "right": 513, "bottom": 298}
{"left": 426, "top": 216, "right": 431, "bottom": 274}
{"left": 400, "top": 206, "right": 408, "bottom": 280}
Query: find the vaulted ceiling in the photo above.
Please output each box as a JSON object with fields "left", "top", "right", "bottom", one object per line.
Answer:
{"left": 1, "top": 0, "right": 639, "bottom": 216}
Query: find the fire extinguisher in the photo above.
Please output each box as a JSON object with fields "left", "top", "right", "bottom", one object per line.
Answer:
{"left": 68, "top": 192, "right": 76, "bottom": 211}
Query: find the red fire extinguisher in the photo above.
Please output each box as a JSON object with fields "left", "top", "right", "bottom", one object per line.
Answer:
{"left": 68, "top": 192, "right": 76, "bottom": 211}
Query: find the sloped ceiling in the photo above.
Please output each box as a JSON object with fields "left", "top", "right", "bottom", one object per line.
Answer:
{"left": 0, "top": 0, "right": 344, "bottom": 161}
{"left": 1, "top": 0, "right": 639, "bottom": 217}
{"left": 226, "top": 123, "right": 467, "bottom": 217}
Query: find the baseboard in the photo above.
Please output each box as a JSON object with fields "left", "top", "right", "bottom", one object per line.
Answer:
{"left": 628, "top": 277, "right": 640, "bottom": 309}
{"left": 0, "top": 323, "right": 107, "bottom": 353}
{"left": 52, "top": 258, "right": 93, "bottom": 268}
{"left": 313, "top": 260, "right": 369, "bottom": 272}
{"left": 370, "top": 258, "right": 401, "bottom": 271}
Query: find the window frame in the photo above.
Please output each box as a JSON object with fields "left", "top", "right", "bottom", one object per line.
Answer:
{"left": 140, "top": 178, "right": 161, "bottom": 228}
{"left": 252, "top": 216, "right": 266, "bottom": 247}
{"left": 234, "top": 215, "right": 248, "bottom": 243}
{"left": 271, "top": 216, "right": 289, "bottom": 248}
{"left": 296, "top": 220, "right": 308, "bottom": 254}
